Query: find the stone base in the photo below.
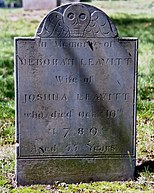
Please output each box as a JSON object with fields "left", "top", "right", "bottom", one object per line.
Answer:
{"left": 16, "top": 157, "right": 135, "bottom": 185}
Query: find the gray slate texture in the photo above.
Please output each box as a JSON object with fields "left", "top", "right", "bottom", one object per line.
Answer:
{"left": 15, "top": 3, "right": 138, "bottom": 185}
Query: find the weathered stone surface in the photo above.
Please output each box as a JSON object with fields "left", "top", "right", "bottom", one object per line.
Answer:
{"left": 17, "top": 158, "right": 135, "bottom": 185}
{"left": 15, "top": 3, "right": 138, "bottom": 185}
{"left": 36, "top": 4, "right": 117, "bottom": 38}
{"left": 22, "top": 0, "right": 57, "bottom": 10}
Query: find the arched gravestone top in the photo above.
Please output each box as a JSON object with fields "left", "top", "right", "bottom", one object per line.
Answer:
{"left": 36, "top": 3, "right": 118, "bottom": 38}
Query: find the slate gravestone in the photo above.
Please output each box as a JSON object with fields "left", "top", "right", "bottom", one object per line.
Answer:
{"left": 15, "top": 3, "right": 138, "bottom": 185}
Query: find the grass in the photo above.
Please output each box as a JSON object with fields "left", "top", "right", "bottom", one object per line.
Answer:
{"left": 0, "top": 101, "right": 15, "bottom": 145}
{"left": 0, "top": 0, "right": 154, "bottom": 192}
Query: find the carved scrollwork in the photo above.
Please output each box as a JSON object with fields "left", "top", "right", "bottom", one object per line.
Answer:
{"left": 84, "top": 11, "right": 117, "bottom": 37}
{"left": 36, "top": 4, "right": 118, "bottom": 38}
{"left": 37, "top": 11, "right": 70, "bottom": 38}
